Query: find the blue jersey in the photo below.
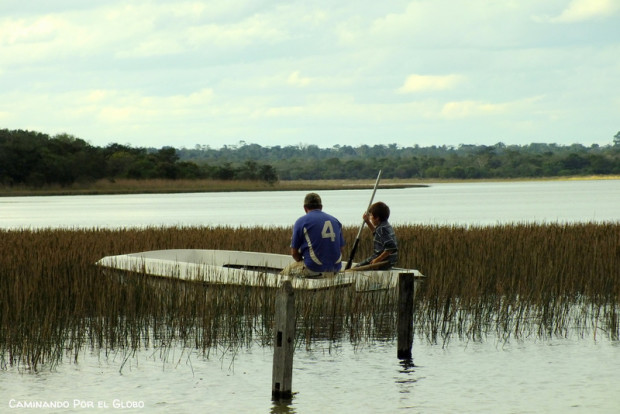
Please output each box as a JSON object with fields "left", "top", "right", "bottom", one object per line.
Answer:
{"left": 291, "top": 210, "right": 345, "bottom": 272}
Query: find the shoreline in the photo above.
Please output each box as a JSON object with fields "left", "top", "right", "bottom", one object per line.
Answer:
{"left": 0, "top": 175, "right": 617, "bottom": 197}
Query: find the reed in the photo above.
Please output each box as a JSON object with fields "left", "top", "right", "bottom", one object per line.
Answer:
{"left": 0, "top": 177, "right": 398, "bottom": 196}
{"left": 0, "top": 223, "right": 618, "bottom": 370}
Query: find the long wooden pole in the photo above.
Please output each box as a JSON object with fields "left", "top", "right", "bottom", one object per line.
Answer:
{"left": 272, "top": 280, "right": 295, "bottom": 399}
{"left": 344, "top": 170, "right": 382, "bottom": 270}
{"left": 397, "top": 272, "right": 414, "bottom": 359}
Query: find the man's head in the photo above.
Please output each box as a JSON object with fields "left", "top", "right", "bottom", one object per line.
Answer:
{"left": 303, "top": 192, "right": 322, "bottom": 211}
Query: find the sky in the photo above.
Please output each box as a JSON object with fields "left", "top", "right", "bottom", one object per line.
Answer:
{"left": 1, "top": 0, "right": 619, "bottom": 149}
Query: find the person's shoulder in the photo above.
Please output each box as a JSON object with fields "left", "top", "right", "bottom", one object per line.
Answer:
{"left": 377, "top": 220, "right": 394, "bottom": 233}
{"left": 323, "top": 211, "right": 342, "bottom": 224}
{"left": 306, "top": 209, "right": 341, "bottom": 225}
{"left": 309, "top": 209, "right": 330, "bottom": 219}
{"left": 293, "top": 213, "right": 309, "bottom": 226}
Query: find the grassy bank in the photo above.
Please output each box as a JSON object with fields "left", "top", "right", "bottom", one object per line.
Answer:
{"left": 1, "top": 223, "right": 618, "bottom": 370}
{"left": 2, "top": 175, "right": 618, "bottom": 197}
{"left": 0, "top": 178, "right": 427, "bottom": 196}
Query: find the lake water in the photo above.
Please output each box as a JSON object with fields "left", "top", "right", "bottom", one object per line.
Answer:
{"left": 2, "top": 338, "right": 619, "bottom": 413}
{"left": 1, "top": 179, "right": 619, "bottom": 229}
{"left": 1, "top": 180, "right": 619, "bottom": 413}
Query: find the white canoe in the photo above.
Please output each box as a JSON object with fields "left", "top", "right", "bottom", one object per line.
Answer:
{"left": 95, "top": 249, "right": 424, "bottom": 291}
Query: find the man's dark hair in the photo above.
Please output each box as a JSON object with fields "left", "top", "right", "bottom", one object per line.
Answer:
{"left": 304, "top": 192, "right": 322, "bottom": 210}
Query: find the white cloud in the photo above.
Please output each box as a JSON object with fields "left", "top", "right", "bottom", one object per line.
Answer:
{"left": 89, "top": 88, "right": 215, "bottom": 122}
{"left": 0, "top": 87, "right": 215, "bottom": 134}
{"left": 366, "top": 1, "right": 535, "bottom": 49}
{"left": 0, "top": 2, "right": 288, "bottom": 66}
{"left": 439, "top": 96, "right": 545, "bottom": 120}
{"left": 251, "top": 106, "right": 304, "bottom": 119}
{"left": 287, "top": 71, "right": 311, "bottom": 87}
{"left": 550, "top": 0, "right": 619, "bottom": 23}
{"left": 184, "top": 15, "right": 287, "bottom": 49}
{"left": 398, "top": 74, "right": 463, "bottom": 93}
{"left": 1, "top": 15, "right": 57, "bottom": 44}
{"left": 441, "top": 100, "right": 508, "bottom": 119}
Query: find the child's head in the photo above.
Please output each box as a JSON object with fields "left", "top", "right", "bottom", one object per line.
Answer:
{"left": 368, "top": 202, "right": 390, "bottom": 222}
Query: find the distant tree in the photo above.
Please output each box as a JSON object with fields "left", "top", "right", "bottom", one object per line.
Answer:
{"left": 106, "top": 151, "right": 138, "bottom": 177}
{"left": 258, "top": 164, "right": 279, "bottom": 184}
{"left": 153, "top": 147, "right": 180, "bottom": 179}
{"left": 560, "top": 153, "right": 590, "bottom": 173}
{"left": 214, "top": 163, "right": 235, "bottom": 180}
{"left": 3, "top": 128, "right": 619, "bottom": 186}
{"left": 177, "top": 161, "right": 204, "bottom": 179}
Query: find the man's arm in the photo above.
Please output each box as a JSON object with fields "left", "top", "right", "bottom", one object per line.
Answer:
{"left": 291, "top": 247, "right": 302, "bottom": 262}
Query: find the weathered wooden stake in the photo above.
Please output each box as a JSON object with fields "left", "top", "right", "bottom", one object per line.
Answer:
{"left": 397, "top": 272, "right": 414, "bottom": 360}
{"left": 272, "top": 280, "right": 295, "bottom": 399}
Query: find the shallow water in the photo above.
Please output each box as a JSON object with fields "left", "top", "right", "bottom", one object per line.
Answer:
{"left": 2, "top": 337, "right": 619, "bottom": 413}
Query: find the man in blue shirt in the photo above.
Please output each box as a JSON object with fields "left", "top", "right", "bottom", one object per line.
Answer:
{"left": 282, "top": 193, "right": 345, "bottom": 277}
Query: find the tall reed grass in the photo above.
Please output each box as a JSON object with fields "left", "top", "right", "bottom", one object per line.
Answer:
{"left": 0, "top": 177, "right": 409, "bottom": 196}
{"left": 0, "top": 223, "right": 617, "bottom": 370}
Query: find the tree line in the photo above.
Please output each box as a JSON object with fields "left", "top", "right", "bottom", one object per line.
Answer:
{"left": 1, "top": 128, "right": 618, "bottom": 188}
{"left": 180, "top": 136, "right": 620, "bottom": 180}
{"left": 0, "top": 129, "right": 278, "bottom": 187}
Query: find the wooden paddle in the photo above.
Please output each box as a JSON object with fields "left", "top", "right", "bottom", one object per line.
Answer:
{"left": 344, "top": 170, "right": 382, "bottom": 270}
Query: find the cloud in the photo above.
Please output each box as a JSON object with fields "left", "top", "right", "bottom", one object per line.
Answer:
{"left": 251, "top": 106, "right": 304, "bottom": 118}
{"left": 440, "top": 100, "right": 509, "bottom": 119}
{"left": 89, "top": 88, "right": 215, "bottom": 122}
{"left": 398, "top": 74, "right": 463, "bottom": 93}
{"left": 287, "top": 71, "right": 311, "bottom": 87}
{"left": 1, "top": 15, "right": 58, "bottom": 44}
{"left": 0, "top": 2, "right": 288, "bottom": 67}
{"left": 550, "top": 0, "right": 619, "bottom": 23}
{"left": 184, "top": 15, "right": 287, "bottom": 49}
{"left": 438, "top": 96, "right": 546, "bottom": 120}
{"left": 0, "top": 87, "right": 215, "bottom": 133}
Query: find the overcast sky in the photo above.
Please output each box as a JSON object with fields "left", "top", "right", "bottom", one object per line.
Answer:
{"left": 1, "top": 0, "right": 618, "bottom": 149}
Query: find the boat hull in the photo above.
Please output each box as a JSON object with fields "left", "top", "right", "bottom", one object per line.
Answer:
{"left": 95, "top": 249, "right": 424, "bottom": 291}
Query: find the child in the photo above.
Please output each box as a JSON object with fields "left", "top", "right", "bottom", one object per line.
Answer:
{"left": 356, "top": 201, "right": 398, "bottom": 269}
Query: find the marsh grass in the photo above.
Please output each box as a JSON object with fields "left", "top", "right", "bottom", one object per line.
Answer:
{"left": 1, "top": 223, "right": 618, "bottom": 370}
{"left": 1, "top": 176, "right": 616, "bottom": 197}
{"left": 0, "top": 178, "right": 413, "bottom": 196}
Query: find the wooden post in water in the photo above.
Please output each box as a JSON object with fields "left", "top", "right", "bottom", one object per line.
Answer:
{"left": 397, "top": 272, "right": 414, "bottom": 360}
{"left": 272, "top": 280, "right": 295, "bottom": 399}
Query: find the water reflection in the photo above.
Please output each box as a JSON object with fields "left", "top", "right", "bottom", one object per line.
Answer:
{"left": 398, "top": 358, "right": 416, "bottom": 375}
{"left": 271, "top": 396, "right": 296, "bottom": 414}
{"left": 395, "top": 358, "right": 418, "bottom": 389}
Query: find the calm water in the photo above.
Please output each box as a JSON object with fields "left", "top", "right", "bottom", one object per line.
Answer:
{"left": 2, "top": 338, "right": 619, "bottom": 413}
{"left": 1, "top": 179, "right": 619, "bottom": 229}
{"left": 1, "top": 180, "right": 619, "bottom": 413}
{"left": 0, "top": 339, "right": 620, "bottom": 414}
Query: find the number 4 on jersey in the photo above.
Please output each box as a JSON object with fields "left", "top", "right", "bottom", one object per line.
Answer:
{"left": 321, "top": 220, "right": 336, "bottom": 242}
